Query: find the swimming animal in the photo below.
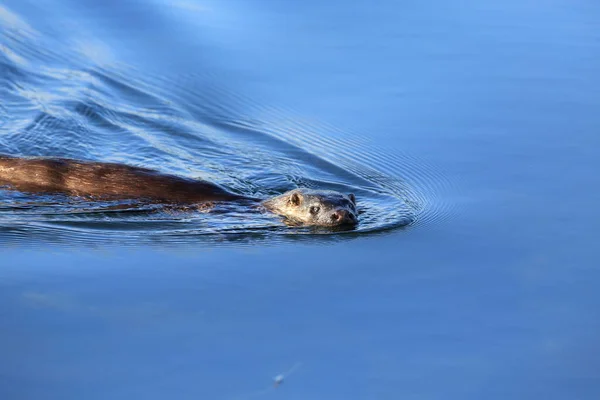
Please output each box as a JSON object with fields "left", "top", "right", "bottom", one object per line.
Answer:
{"left": 0, "top": 155, "right": 358, "bottom": 227}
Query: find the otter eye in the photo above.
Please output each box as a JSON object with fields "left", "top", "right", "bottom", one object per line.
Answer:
{"left": 310, "top": 206, "right": 320, "bottom": 215}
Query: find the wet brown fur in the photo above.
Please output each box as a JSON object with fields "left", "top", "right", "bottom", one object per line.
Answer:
{"left": 0, "top": 155, "right": 244, "bottom": 203}
{"left": 0, "top": 155, "right": 358, "bottom": 227}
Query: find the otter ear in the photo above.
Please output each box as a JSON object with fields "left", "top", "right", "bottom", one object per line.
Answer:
{"left": 348, "top": 193, "right": 356, "bottom": 204}
{"left": 290, "top": 192, "right": 303, "bottom": 206}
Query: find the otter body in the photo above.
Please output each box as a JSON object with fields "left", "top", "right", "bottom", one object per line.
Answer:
{"left": 0, "top": 155, "right": 358, "bottom": 227}
{"left": 0, "top": 155, "right": 243, "bottom": 203}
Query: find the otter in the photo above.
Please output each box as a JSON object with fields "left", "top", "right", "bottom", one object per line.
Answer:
{"left": 263, "top": 189, "right": 357, "bottom": 227}
{"left": 0, "top": 155, "right": 358, "bottom": 227}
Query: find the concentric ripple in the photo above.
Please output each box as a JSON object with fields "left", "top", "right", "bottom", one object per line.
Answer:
{"left": 0, "top": 3, "right": 456, "bottom": 246}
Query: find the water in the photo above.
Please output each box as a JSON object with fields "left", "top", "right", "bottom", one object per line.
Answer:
{"left": 1, "top": 0, "right": 599, "bottom": 399}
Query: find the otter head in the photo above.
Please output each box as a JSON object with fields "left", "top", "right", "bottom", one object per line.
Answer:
{"left": 262, "top": 188, "right": 358, "bottom": 227}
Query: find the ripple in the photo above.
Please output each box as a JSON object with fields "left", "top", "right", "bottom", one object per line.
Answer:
{"left": 0, "top": 3, "right": 458, "bottom": 247}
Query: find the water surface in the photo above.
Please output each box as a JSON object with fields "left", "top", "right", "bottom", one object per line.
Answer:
{"left": 1, "top": 0, "right": 600, "bottom": 399}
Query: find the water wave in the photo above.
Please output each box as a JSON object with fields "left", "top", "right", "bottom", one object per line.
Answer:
{"left": 0, "top": 3, "right": 456, "bottom": 246}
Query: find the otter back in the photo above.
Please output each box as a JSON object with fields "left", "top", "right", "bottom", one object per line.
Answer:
{"left": 0, "top": 155, "right": 242, "bottom": 203}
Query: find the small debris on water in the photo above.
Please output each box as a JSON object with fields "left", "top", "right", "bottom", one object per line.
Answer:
{"left": 230, "top": 362, "right": 303, "bottom": 400}
{"left": 273, "top": 374, "right": 284, "bottom": 387}
{"left": 273, "top": 362, "right": 302, "bottom": 388}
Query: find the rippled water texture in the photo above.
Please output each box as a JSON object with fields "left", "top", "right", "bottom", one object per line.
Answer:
{"left": 0, "top": 2, "right": 452, "bottom": 245}
{"left": 3, "top": 1, "right": 600, "bottom": 399}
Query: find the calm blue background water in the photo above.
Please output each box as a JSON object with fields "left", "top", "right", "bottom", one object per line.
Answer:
{"left": 1, "top": 0, "right": 600, "bottom": 399}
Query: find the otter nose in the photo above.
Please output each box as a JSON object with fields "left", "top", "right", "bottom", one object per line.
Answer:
{"left": 331, "top": 210, "right": 357, "bottom": 225}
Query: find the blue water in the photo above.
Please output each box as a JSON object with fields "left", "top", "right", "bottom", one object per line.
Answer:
{"left": 1, "top": 0, "right": 600, "bottom": 399}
